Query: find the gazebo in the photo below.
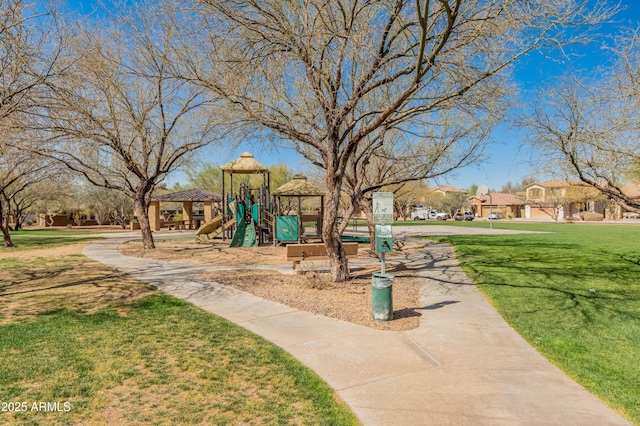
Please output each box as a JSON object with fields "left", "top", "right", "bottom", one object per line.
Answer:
{"left": 149, "top": 188, "right": 222, "bottom": 231}
{"left": 272, "top": 174, "right": 325, "bottom": 244}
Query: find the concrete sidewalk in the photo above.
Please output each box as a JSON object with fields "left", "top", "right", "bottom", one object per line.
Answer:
{"left": 82, "top": 237, "right": 630, "bottom": 426}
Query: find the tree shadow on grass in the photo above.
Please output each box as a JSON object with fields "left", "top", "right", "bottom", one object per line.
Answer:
{"left": 431, "top": 238, "right": 640, "bottom": 323}
{"left": 472, "top": 266, "right": 640, "bottom": 323}
{"left": 0, "top": 261, "right": 158, "bottom": 323}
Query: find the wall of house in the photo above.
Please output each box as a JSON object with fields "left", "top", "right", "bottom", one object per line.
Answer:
{"left": 470, "top": 199, "right": 482, "bottom": 217}
{"left": 477, "top": 204, "right": 523, "bottom": 218}
{"left": 525, "top": 185, "right": 545, "bottom": 201}
{"left": 525, "top": 206, "right": 553, "bottom": 219}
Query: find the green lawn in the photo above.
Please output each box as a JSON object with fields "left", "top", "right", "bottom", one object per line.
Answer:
{"left": 0, "top": 243, "right": 359, "bottom": 425}
{"left": 4, "top": 229, "right": 110, "bottom": 252}
{"left": 5, "top": 236, "right": 104, "bottom": 251}
{"left": 423, "top": 223, "right": 640, "bottom": 424}
{"left": 9, "top": 229, "right": 108, "bottom": 236}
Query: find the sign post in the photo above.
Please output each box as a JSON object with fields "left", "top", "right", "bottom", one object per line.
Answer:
{"left": 371, "top": 192, "right": 394, "bottom": 321}
{"left": 374, "top": 224, "right": 392, "bottom": 273}
{"left": 373, "top": 192, "right": 394, "bottom": 272}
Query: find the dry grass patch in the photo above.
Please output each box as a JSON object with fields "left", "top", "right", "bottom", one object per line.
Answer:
{"left": 0, "top": 242, "right": 95, "bottom": 260}
{"left": 0, "top": 248, "right": 158, "bottom": 325}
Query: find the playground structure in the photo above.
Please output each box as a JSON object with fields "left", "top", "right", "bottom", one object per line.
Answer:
{"left": 195, "top": 153, "right": 325, "bottom": 246}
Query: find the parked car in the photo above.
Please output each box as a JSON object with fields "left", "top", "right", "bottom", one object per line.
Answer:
{"left": 411, "top": 207, "right": 449, "bottom": 221}
{"left": 454, "top": 211, "right": 474, "bottom": 221}
{"left": 429, "top": 210, "right": 449, "bottom": 221}
{"left": 487, "top": 212, "right": 502, "bottom": 220}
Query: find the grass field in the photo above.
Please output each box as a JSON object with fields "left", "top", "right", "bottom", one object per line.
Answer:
{"left": 9, "top": 229, "right": 109, "bottom": 236}
{"left": 423, "top": 222, "right": 640, "bottom": 424}
{"left": 0, "top": 240, "right": 359, "bottom": 425}
{"left": 4, "top": 229, "right": 108, "bottom": 252}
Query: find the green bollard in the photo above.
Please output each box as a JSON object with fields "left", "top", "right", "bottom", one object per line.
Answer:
{"left": 372, "top": 273, "right": 394, "bottom": 321}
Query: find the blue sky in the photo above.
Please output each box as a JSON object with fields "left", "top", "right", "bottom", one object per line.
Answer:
{"left": 64, "top": 0, "right": 640, "bottom": 192}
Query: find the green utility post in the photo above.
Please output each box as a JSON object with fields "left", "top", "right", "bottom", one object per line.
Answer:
{"left": 372, "top": 193, "right": 394, "bottom": 321}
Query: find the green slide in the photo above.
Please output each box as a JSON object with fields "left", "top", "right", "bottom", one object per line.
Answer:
{"left": 229, "top": 197, "right": 257, "bottom": 247}
{"left": 229, "top": 218, "right": 257, "bottom": 247}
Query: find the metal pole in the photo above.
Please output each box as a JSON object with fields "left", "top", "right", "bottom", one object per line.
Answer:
{"left": 381, "top": 251, "right": 386, "bottom": 274}
{"left": 488, "top": 193, "right": 493, "bottom": 230}
{"left": 222, "top": 171, "right": 226, "bottom": 241}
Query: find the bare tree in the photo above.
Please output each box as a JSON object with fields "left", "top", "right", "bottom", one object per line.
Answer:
{"left": 525, "top": 29, "right": 640, "bottom": 213}
{"left": 341, "top": 112, "right": 491, "bottom": 247}
{"left": 26, "top": 2, "right": 226, "bottom": 249}
{"left": 0, "top": 0, "right": 67, "bottom": 245}
{"left": 393, "top": 180, "right": 430, "bottom": 221}
{"left": 81, "top": 185, "right": 133, "bottom": 226}
{"left": 0, "top": 141, "right": 59, "bottom": 246}
{"left": 0, "top": 0, "right": 65, "bottom": 123}
{"left": 186, "top": 0, "right": 616, "bottom": 281}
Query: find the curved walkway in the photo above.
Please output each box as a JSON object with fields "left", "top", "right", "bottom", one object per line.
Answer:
{"left": 82, "top": 234, "right": 629, "bottom": 426}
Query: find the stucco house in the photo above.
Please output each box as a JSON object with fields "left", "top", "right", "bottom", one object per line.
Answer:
{"left": 431, "top": 185, "right": 467, "bottom": 196}
{"left": 523, "top": 180, "right": 607, "bottom": 220}
{"left": 469, "top": 193, "right": 526, "bottom": 218}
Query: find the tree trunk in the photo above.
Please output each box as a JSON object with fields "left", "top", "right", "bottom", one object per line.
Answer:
{"left": 322, "top": 173, "right": 349, "bottom": 282}
{"left": 134, "top": 196, "right": 155, "bottom": 250}
{"left": 359, "top": 200, "right": 376, "bottom": 251}
{"left": 1, "top": 214, "right": 14, "bottom": 247}
{"left": 1, "top": 227, "right": 12, "bottom": 247}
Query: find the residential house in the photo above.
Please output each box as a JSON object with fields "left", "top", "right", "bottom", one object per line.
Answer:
{"left": 469, "top": 193, "right": 526, "bottom": 218}
{"left": 431, "top": 185, "right": 467, "bottom": 196}
{"left": 523, "top": 180, "right": 606, "bottom": 220}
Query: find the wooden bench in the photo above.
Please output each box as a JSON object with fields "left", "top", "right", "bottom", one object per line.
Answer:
{"left": 286, "top": 242, "right": 358, "bottom": 273}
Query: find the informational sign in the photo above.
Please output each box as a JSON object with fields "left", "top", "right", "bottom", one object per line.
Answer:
{"left": 373, "top": 192, "right": 394, "bottom": 224}
{"left": 375, "top": 224, "right": 393, "bottom": 253}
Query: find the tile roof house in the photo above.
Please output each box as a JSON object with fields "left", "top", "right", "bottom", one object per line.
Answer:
{"left": 431, "top": 185, "right": 467, "bottom": 196}
{"left": 469, "top": 193, "right": 526, "bottom": 218}
{"left": 523, "top": 180, "right": 606, "bottom": 220}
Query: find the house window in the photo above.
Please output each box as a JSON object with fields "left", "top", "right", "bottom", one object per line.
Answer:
{"left": 528, "top": 188, "right": 542, "bottom": 199}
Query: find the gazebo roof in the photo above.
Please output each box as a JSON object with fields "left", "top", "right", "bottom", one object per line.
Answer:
{"left": 220, "top": 152, "right": 268, "bottom": 174}
{"left": 152, "top": 188, "right": 222, "bottom": 202}
{"left": 273, "top": 174, "right": 325, "bottom": 196}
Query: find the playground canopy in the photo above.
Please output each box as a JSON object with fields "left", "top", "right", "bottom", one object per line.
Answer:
{"left": 220, "top": 152, "right": 268, "bottom": 173}
{"left": 272, "top": 174, "right": 325, "bottom": 197}
{"left": 272, "top": 174, "right": 325, "bottom": 244}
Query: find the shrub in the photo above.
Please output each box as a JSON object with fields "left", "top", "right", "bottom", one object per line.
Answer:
{"left": 582, "top": 212, "right": 604, "bottom": 221}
